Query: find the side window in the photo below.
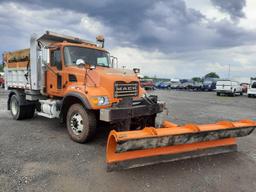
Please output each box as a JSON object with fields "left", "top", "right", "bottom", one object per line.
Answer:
{"left": 50, "top": 49, "right": 62, "bottom": 70}
{"left": 252, "top": 82, "right": 256, "bottom": 89}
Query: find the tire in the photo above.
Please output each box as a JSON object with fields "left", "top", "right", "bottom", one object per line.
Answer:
{"left": 10, "top": 94, "right": 35, "bottom": 120}
{"left": 240, "top": 92, "right": 243, "bottom": 96}
{"left": 232, "top": 89, "right": 236, "bottom": 97}
{"left": 216, "top": 92, "right": 220, "bottom": 96}
{"left": 248, "top": 94, "right": 251, "bottom": 98}
{"left": 66, "top": 104, "right": 97, "bottom": 143}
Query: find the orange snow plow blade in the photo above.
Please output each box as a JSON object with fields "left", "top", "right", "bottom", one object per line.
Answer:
{"left": 106, "top": 119, "right": 256, "bottom": 172}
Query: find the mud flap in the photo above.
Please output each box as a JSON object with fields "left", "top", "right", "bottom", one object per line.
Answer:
{"left": 106, "top": 119, "right": 256, "bottom": 172}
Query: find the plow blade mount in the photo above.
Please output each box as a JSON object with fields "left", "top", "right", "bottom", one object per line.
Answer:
{"left": 106, "top": 119, "right": 256, "bottom": 172}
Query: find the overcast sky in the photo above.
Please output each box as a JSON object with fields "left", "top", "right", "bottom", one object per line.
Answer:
{"left": 1, "top": 0, "right": 256, "bottom": 79}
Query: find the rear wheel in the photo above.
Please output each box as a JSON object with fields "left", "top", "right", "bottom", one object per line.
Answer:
{"left": 216, "top": 92, "right": 220, "bottom": 96}
{"left": 10, "top": 94, "right": 35, "bottom": 120}
{"left": 66, "top": 104, "right": 97, "bottom": 143}
{"left": 232, "top": 89, "right": 236, "bottom": 97}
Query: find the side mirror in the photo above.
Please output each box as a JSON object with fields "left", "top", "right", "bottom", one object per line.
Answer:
{"left": 133, "top": 68, "right": 140, "bottom": 74}
{"left": 76, "top": 59, "right": 86, "bottom": 66}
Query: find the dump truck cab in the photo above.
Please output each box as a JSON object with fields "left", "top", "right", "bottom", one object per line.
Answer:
{"left": 46, "top": 41, "right": 108, "bottom": 97}
{"left": 4, "top": 31, "right": 163, "bottom": 143}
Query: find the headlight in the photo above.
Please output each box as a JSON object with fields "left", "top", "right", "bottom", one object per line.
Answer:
{"left": 91, "top": 96, "right": 109, "bottom": 106}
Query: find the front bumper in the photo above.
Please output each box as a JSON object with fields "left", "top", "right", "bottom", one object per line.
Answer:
{"left": 248, "top": 90, "right": 256, "bottom": 95}
{"left": 217, "top": 90, "right": 232, "bottom": 93}
{"left": 100, "top": 102, "right": 164, "bottom": 122}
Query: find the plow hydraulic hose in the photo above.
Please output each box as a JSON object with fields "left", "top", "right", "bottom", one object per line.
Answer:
{"left": 106, "top": 119, "right": 256, "bottom": 172}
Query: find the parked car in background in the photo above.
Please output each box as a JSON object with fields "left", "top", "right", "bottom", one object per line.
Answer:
{"left": 180, "top": 80, "right": 203, "bottom": 91}
{"left": 181, "top": 80, "right": 194, "bottom": 90}
{"left": 192, "top": 81, "right": 203, "bottom": 91}
{"left": 240, "top": 83, "right": 249, "bottom": 93}
{"left": 171, "top": 82, "right": 180, "bottom": 89}
{"left": 158, "top": 81, "right": 171, "bottom": 89}
{"left": 248, "top": 78, "right": 256, "bottom": 98}
{"left": 216, "top": 80, "right": 243, "bottom": 96}
{"left": 154, "top": 81, "right": 163, "bottom": 89}
{"left": 203, "top": 78, "right": 217, "bottom": 91}
{"left": 170, "top": 79, "right": 181, "bottom": 89}
{"left": 140, "top": 79, "right": 154, "bottom": 90}
{"left": 0, "top": 73, "right": 4, "bottom": 88}
{"left": 178, "top": 79, "right": 188, "bottom": 89}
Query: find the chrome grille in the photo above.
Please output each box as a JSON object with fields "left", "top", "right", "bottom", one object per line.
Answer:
{"left": 114, "top": 81, "right": 139, "bottom": 98}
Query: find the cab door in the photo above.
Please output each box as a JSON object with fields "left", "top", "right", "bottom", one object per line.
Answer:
{"left": 46, "top": 48, "right": 63, "bottom": 96}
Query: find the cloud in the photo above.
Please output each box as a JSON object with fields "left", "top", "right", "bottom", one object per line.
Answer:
{"left": 111, "top": 47, "right": 178, "bottom": 77}
{"left": 0, "top": 0, "right": 256, "bottom": 79}
{"left": 211, "top": 0, "right": 246, "bottom": 21}
{"left": 111, "top": 45, "right": 256, "bottom": 79}
{"left": 0, "top": 2, "right": 111, "bottom": 51}
{"left": 1, "top": 0, "right": 255, "bottom": 53}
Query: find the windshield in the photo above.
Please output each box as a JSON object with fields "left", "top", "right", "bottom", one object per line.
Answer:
{"left": 204, "top": 81, "right": 212, "bottom": 84}
{"left": 217, "top": 81, "right": 231, "bottom": 85}
{"left": 64, "top": 46, "right": 110, "bottom": 67}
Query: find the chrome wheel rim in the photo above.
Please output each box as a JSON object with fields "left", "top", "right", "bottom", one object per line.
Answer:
{"left": 70, "top": 113, "right": 84, "bottom": 135}
{"left": 11, "top": 98, "right": 18, "bottom": 116}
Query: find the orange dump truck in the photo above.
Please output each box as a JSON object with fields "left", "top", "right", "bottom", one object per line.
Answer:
{"left": 3, "top": 31, "right": 256, "bottom": 171}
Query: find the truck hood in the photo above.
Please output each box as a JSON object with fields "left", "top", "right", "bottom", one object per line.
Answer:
{"left": 99, "top": 67, "right": 136, "bottom": 76}
{"left": 87, "top": 67, "right": 138, "bottom": 86}
{"left": 85, "top": 67, "right": 142, "bottom": 99}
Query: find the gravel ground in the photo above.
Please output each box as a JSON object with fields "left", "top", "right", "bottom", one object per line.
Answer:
{"left": 0, "top": 88, "right": 256, "bottom": 192}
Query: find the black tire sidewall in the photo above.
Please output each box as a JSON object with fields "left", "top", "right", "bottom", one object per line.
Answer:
{"left": 66, "top": 104, "right": 93, "bottom": 143}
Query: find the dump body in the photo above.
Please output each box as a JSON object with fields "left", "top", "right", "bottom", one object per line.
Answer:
{"left": 4, "top": 49, "right": 30, "bottom": 89}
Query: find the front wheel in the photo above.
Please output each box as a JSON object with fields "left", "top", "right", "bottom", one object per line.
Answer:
{"left": 66, "top": 104, "right": 97, "bottom": 143}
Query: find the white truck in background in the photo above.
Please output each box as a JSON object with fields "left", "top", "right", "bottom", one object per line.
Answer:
{"left": 170, "top": 78, "right": 181, "bottom": 89}
{"left": 248, "top": 78, "right": 256, "bottom": 98}
{"left": 216, "top": 80, "right": 243, "bottom": 96}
